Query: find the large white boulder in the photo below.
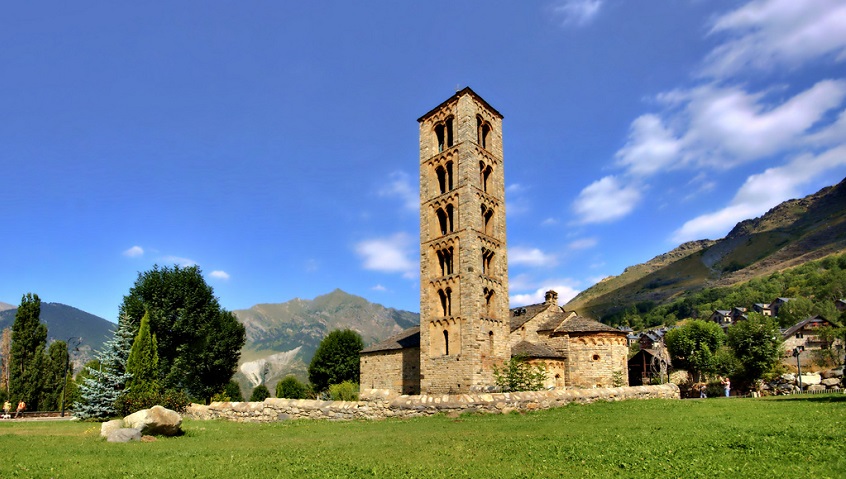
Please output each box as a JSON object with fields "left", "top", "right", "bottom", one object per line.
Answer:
{"left": 798, "top": 374, "right": 822, "bottom": 386}
{"left": 123, "top": 405, "right": 183, "bottom": 436}
{"left": 106, "top": 427, "right": 142, "bottom": 443}
{"left": 100, "top": 419, "right": 124, "bottom": 438}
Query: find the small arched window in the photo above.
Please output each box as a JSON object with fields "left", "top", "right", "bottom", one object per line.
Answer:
{"left": 484, "top": 287, "right": 495, "bottom": 317}
{"left": 482, "top": 248, "right": 494, "bottom": 276}
{"left": 479, "top": 162, "right": 492, "bottom": 193}
{"left": 443, "top": 329, "right": 450, "bottom": 356}
{"left": 488, "top": 330, "right": 494, "bottom": 353}
{"left": 477, "top": 116, "right": 492, "bottom": 149}
{"left": 481, "top": 205, "right": 494, "bottom": 235}
{"left": 437, "top": 247, "right": 454, "bottom": 276}
{"left": 435, "top": 117, "right": 455, "bottom": 153}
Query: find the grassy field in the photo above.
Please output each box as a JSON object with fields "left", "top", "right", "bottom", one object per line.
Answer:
{"left": 1, "top": 395, "right": 844, "bottom": 478}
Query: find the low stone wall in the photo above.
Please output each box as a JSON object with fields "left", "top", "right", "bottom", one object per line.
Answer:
{"left": 186, "top": 384, "right": 679, "bottom": 422}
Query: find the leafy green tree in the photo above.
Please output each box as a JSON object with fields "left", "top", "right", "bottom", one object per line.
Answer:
{"left": 726, "top": 313, "right": 782, "bottom": 389}
{"left": 276, "top": 376, "right": 308, "bottom": 399}
{"left": 9, "top": 293, "right": 47, "bottom": 410}
{"left": 493, "top": 355, "right": 547, "bottom": 392}
{"left": 119, "top": 265, "right": 246, "bottom": 401}
{"left": 224, "top": 380, "right": 244, "bottom": 402}
{"left": 328, "top": 380, "right": 359, "bottom": 401}
{"left": 250, "top": 384, "right": 270, "bottom": 401}
{"left": 308, "top": 329, "right": 364, "bottom": 392}
{"left": 775, "top": 297, "right": 814, "bottom": 328}
{"left": 41, "top": 340, "right": 69, "bottom": 410}
{"left": 125, "top": 311, "right": 160, "bottom": 395}
{"left": 664, "top": 320, "right": 725, "bottom": 382}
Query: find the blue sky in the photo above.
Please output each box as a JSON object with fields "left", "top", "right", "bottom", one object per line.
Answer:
{"left": 2, "top": 1, "right": 845, "bottom": 321}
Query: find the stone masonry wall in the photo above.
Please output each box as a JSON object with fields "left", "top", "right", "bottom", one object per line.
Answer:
{"left": 186, "top": 384, "right": 679, "bottom": 422}
{"left": 360, "top": 348, "right": 420, "bottom": 395}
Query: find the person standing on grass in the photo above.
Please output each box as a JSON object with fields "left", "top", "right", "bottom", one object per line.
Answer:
{"left": 14, "top": 400, "right": 25, "bottom": 419}
{"left": 721, "top": 377, "right": 730, "bottom": 397}
{"left": 3, "top": 400, "right": 10, "bottom": 417}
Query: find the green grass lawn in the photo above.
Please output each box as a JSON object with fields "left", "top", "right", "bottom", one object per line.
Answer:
{"left": 1, "top": 395, "right": 844, "bottom": 478}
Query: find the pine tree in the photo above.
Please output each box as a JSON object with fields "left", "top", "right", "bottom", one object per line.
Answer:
{"left": 10, "top": 293, "right": 48, "bottom": 410}
{"left": 41, "top": 341, "right": 69, "bottom": 411}
{"left": 126, "top": 311, "right": 159, "bottom": 395}
{"left": 74, "top": 318, "right": 134, "bottom": 419}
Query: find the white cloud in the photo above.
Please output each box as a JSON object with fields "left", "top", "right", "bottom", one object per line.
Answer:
{"left": 209, "top": 270, "right": 230, "bottom": 280}
{"left": 679, "top": 80, "right": 846, "bottom": 167}
{"left": 508, "top": 246, "right": 556, "bottom": 267}
{"left": 371, "top": 284, "right": 387, "bottom": 292}
{"left": 567, "top": 237, "right": 598, "bottom": 250}
{"left": 355, "top": 233, "right": 417, "bottom": 279}
{"left": 615, "top": 114, "right": 682, "bottom": 176}
{"left": 378, "top": 171, "right": 418, "bottom": 212}
{"left": 123, "top": 245, "right": 144, "bottom": 258}
{"left": 162, "top": 256, "right": 197, "bottom": 267}
{"left": 702, "top": 0, "right": 846, "bottom": 79}
{"left": 511, "top": 282, "right": 581, "bottom": 307}
{"left": 551, "top": 0, "right": 604, "bottom": 27}
{"left": 672, "top": 145, "right": 846, "bottom": 242}
{"left": 573, "top": 176, "right": 642, "bottom": 224}
{"left": 541, "top": 217, "right": 559, "bottom": 226}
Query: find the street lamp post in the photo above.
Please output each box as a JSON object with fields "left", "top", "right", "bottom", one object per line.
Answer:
{"left": 792, "top": 347, "right": 802, "bottom": 392}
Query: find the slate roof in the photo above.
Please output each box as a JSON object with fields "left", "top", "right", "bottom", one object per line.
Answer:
{"left": 511, "top": 341, "right": 565, "bottom": 359}
{"left": 360, "top": 326, "right": 420, "bottom": 353}
{"left": 553, "top": 315, "right": 626, "bottom": 335}
{"left": 782, "top": 316, "right": 830, "bottom": 339}
{"left": 509, "top": 303, "right": 553, "bottom": 332}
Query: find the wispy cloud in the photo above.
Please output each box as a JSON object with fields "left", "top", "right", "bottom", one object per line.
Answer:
{"left": 162, "top": 256, "right": 197, "bottom": 267}
{"left": 550, "top": 0, "right": 604, "bottom": 27}
{"left": 572, "top": 176, "right": 641, "bottom": 224}
{"left": 371, "top": 284, "right": 387, "bottom": 292}
{"left": 672, "top": 145, "right": 846, "bottom": 242}
{"left": 572, "top": 0, "right": 846, "bottom": 229}
{"left": 701, "top": 0, "right": 846, "bottom": 79}
{"left": 568, "top": 237, "right": 598, "bottom": 250}
{"left": 508, "top": 246, "right": 556, "bottom": 267}
{"left": 510, "top": 280, "right": 581, "bottom": 307}
{"left": 123, "top": 245, "right": 144, "bottom": 258}
{"left": 209, "top": 270, "right": 230, "bottom": 280}
{"left": 355, "top": 233, "right": 418, "bottom": 279}
{"left": 378, "top": 171, "right": 418, "bottom": 212}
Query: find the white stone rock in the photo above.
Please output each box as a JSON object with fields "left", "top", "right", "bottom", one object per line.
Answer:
{"left": 106, "top": 427, "right": 142, "bottom": 443}
{"left": 821, "top": 377, "right": 842, "bottom": 387}
{"left": 780, "top": 373, "right": 796, "bottom": 384}
{"left": 123, "top": 405, "right": 183, "bottom": 436}
{"left": 798, "top": 374, "right": 821, "bottom": 386}
{"left": 100, "top": 419, "right": 124, "bottom": 438}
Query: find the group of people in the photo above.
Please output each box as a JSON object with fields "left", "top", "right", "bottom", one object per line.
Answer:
{"left": 2, "top": 400, "right": 26, "bottom": 419}
{"left": 698, "top": 376, "right": 731, "bottom": 398}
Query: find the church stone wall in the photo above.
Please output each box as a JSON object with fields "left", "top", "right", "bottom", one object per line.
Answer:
{"left": 360, "top": 348, "right": 420, "bottom": 395}
{"left": 567, "top": 333, "right": 629, "bottom": 388}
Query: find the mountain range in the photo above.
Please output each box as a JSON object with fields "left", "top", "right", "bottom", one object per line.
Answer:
{"left": 566, "top": 177, "right": 846, "bottom": 320}
{"left": 3, "top": 179, "right": 843, "bottom": 391}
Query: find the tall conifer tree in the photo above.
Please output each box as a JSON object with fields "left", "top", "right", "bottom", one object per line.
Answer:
{"left": 74, "top": 318, "right": 134, "bottom": 419}
{"left": 10, "top": 293, "right": 47, "bottom": 409}
{"left": 126, "top": 311, "right": 159, "bottom": 395}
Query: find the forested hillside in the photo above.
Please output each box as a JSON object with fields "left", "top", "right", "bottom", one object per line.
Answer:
{"left": 611, "top": 252, "right": 846, "bottom": 330}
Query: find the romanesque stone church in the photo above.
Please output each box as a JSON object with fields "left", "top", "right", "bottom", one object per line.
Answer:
{"left": 359, "top": 88, "right": 627, "bottom": 395}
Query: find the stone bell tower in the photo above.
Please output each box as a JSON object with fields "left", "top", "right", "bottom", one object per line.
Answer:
{"left": 417, "top": 88, "right": 510, "bottom": 394}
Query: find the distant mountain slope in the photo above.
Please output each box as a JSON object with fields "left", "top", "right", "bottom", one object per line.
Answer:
{"left": 0, "top": 302, "right": 114, "bottom": 366}
{"left": 567, "top": 178, "right": 846, "bottom": 320}
{"left": 233, "top": 289, "right": 418, "bottom": 390}
{"left": 0, "top": 302, "right": 14, "bottom": 312}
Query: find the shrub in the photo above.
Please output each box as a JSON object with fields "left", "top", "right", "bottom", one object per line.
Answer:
{"left": 328, "top": 381, "right": 359, "bottom": 401}
{"left": 250, "top": 385, "right": 271, "bottom": 401}
{"left": 276, "top": 376, "right": 308, "bottom": 399}
{"left": 113, "top": 388, "right": 191, "bottom": 416}
{"left": 493, "top": 355, "right": 547, "bottom": 392}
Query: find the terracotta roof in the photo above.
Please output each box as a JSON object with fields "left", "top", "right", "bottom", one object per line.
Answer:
{"left": 553, "top": 315, "right": 626, "bottom": 335}
{"left": 511, "top": 341, "right": 565, "bottom": 359}
{"left": 361, "top": 326, "right": 420, "bottom": 353}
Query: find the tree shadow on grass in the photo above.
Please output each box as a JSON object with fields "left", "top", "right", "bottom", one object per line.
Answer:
{"left": 766, "top": 394, "right": 846, "bottom": 403}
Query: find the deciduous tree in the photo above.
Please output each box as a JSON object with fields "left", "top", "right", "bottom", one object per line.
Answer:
{"left": 665, "top": 320, "right": 725, "bottom": 382}
{"left": 308, "top": 329, "right": 363, "bottom": 392}
{"left": 726, "top": 313, "right": 782, "bottom": 389}
{"left": 119, "top": 265, "right": 246, "bottom": 401}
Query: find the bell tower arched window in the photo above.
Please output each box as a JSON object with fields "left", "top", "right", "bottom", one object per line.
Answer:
{"left": 435, "top": 161, "right": 454, "bottom": 195}
{"left": 477, "top": 116, "right": 492, "bottom": 149}
{"left": 481, "top": 248, "right": 494, "bottom": 275}
{"left": 481, "top": 205, "right": 493, "bottom": 236}
{"left": 437, "top": 247, "right": 454, "bottom": 276}
{"left": 479, "top": 162, "right": 492, "bottom": 193}
{"left": 438, "top": 287, "right": 453, "bottom": 317}
{"left": 435, "top": 117, "right": 455, "bottom": 153}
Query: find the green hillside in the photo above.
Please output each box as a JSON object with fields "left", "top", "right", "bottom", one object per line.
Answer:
{"left": 567, "top": 178, "right": 846, "bottom": 322}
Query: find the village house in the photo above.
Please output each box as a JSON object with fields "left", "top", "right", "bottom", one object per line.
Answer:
{"left": 782, "top": 316, "right": 838, "bottom": 355}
